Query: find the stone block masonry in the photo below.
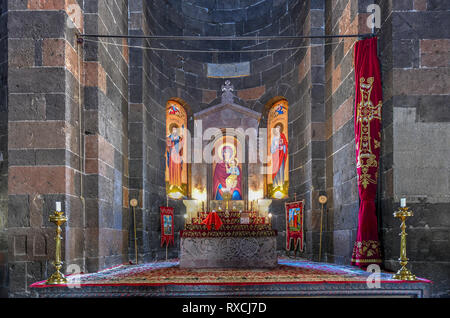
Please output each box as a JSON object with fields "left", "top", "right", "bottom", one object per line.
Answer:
{"left": 0, "top": 0, "right": 448, "bottom": 298}
{"left": 82, "top": 0, "right": 130, "bottom": 274}
{"left": 323, "top": 0, "right": 367, "bottom": 267}
{"left": 4, "top": 0, "right": 86, "bottom": 296}
{"left": 140, "top": 0, "right": 311, "bottom": 260}
{"left": 0, "top": 0, "right": 8, "bottom": 298}
{"left": 376, "top": 0, "right": 450, "bottom": 297}
{"left": 2, "top": 0, "right": 130, "bottom": 296}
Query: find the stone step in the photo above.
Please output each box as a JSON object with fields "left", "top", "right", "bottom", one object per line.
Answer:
{"left": 198, "top": 211, "right": 259, "bottom": 218}
{"left": 180, "top": 229, "right": 278, "bottom": 238}
{"left": 185, "top": 223, "right": 273, "bottom": 231}
{"left": 191, "top": 216, "right": 266, "bottom": 225}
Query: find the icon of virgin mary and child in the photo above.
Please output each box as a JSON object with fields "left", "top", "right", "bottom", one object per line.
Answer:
{"left": 213, "top": 145, "right": 242, "bottom": 200}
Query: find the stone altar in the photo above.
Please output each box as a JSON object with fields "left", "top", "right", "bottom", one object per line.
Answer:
{"left": 180, "top": 236, "right": 277, "bottom": 268}
{"left": 179, "top": 210, "right": 277, "bottom": 269}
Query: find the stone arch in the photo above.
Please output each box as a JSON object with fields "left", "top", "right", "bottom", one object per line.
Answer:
{"left": 167, "top": 97, "right": 193, "bottom": 117}
{"left": 263, "top": 96, "right": 289, "bottom": 117}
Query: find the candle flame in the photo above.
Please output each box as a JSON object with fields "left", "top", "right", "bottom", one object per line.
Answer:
{"left": 192, "top": 187, "right": 207, "bottom": 202}
{"left": 248, "top": 189, "right": 263, "bottom": 201}
{"left": 273, "top": 190, "right": 284, "bottom": 199}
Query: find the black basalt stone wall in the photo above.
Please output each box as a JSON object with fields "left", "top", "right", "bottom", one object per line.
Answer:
{"left": 136, "top": 0, "right": 313, "bottom": 256}
{"left": 323, "top": 0, "right": 365, "bottom": 266}
{"left": 0, "top": 0, "right": 130, "bottom": 297}
{"left": 376, "top": 0, "right": 450, "bottom": 298}
{"left": 0, "top": 0, "right": 446, "bottom": 299}
{"left": 0, "top": 0, "right": 8, "bottom": 298}
{"left": 83, "top": 0, "right": 130, "bottom": 272}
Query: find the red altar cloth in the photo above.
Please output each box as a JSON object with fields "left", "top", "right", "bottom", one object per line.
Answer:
{"left": 201, "top": 212, "right": 223, "bottom": 230}
{"left": 351, "top": 37, "right": 382, "bottom": 267}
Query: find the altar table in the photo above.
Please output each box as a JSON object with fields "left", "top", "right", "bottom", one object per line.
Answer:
{"left": 180, "top": 211, "right": 278, "bottom": 268}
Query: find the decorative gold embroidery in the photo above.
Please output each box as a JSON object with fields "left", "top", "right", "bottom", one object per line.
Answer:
{"left": 351, "top": 258, "right": 382, "bottom": 263}
{"left": 374, "top": 139, "right": 380, "bottom": 149}
{"left": 352, "top": 240, "right": 381, "bottom": 263}
{"left": 356, "top": 77, "right": 382, "bottom": 189}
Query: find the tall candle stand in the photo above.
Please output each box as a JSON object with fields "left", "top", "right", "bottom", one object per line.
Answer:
{"left": 392, "top": 206, "right": 416, "bottom": 281}
{"left": 130, "top": 199, "right": 139, "bottom": 265}
{"left": 46, "top": 209, "right": 68, "bottom": 285}
{"left": 318, "top": 195, "right": 327, "bottom": 262}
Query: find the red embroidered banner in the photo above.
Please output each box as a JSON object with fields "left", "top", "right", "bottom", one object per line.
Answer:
{"left": 351, "top": 37, "right": 382, "bottom": 267}
{"left": 160, "top": 206, "right": 174, "bottom": 247}
{"left": 285, "top": 200, "right": 304, "bottom": 252}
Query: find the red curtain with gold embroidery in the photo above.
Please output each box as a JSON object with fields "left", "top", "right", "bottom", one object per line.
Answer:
{"left": 351, "top": 37, "right": 382, "bottom": 267}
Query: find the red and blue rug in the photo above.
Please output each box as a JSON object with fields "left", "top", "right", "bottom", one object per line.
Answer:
{"left": 30, "top": 258, "right": 431, "bottom": 297}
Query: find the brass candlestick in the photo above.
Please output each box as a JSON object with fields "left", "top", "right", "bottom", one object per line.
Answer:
{"left": 46, "top": 210, "right": 68, "bottom": 285}
{"left": 392, "top": 207, "right": 416, "bottom": 280}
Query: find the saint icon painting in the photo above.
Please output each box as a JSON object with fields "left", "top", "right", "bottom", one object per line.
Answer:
{"left": 163, "top": 215, "right": 173, "bottom": 235}
{"left": 165, "top": 100, "right": 188, "bottom": 199}
{"left": 267, "top": 100, "right": 289, "bottom": 199}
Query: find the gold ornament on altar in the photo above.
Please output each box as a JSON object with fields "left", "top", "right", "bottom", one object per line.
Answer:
{"left": 46, "top": 203, "right": 68, "bottom": 285}
{"left": 222, "top": 191, "right": 232, "bottom": 212}
{"left": 392, "top": 203, "right": 417, "bottom": 281}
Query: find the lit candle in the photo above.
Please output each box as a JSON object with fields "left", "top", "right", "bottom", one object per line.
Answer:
{"left": 400, "top": 198, "right": 406, "bottom": 208}
{"left": 56, "top": 201, "right": 62, "bottom": 212}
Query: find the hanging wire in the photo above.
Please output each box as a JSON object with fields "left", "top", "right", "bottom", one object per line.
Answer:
{"left": 79, "top": 33, "right": 376, "bottom": 41}
{"left": 82, "top": 37, "right": 353, "bottom": 53}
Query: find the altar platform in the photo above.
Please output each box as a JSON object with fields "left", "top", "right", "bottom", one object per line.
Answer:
{"left": 179, "top": 211, "right": 278, "bottom": 268}
{"left": 30, "top": 258, "right": 432, "bottom": 298}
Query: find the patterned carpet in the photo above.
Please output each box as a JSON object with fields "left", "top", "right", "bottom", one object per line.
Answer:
{"left": 31, "top": 258, "right": 431, "bottom": 288}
